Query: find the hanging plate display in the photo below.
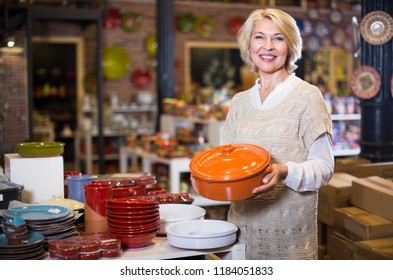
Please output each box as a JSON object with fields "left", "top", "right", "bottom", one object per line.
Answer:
{"left": 315, "top": 21, "right": 330, "bottom": 37}
{"left": 360, "top": 10, "right": 393, "bottom": 45}
{"left": 329, "top": 9, "right": 344, "bottom": 25}
{"left": 103, "top": 8, "right": 121, "bottom": 29}
{"left": 351, "top": 65, "right": 381, "bottom": 99}
{"left": 306, "top": 7, "right": 320, "bottom": 22}
{"left": 178, "top": 13, "right": 196, "bottom": 33}
{"left": 228, "top": 16, "right": 244, "bottom": 35}
{"left": 195, "top": 16, "right": 214, "bottom": 37}
{"left": 332, "top": 27, "right": 346, "bottom": 47}
{"left": 304, "top": 33, "right": 321, "bottom": 52}
{"left": 121, "top": 11, "right": 142, "bottom": 33}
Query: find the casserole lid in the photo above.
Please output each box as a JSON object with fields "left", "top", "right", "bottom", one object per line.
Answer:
{"left": 189, "top": 144, "right": 270, "bottom": 182}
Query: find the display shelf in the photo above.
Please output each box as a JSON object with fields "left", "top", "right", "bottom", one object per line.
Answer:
{"left": 160, "top": 114, "right": 224, "bottom": 147}
{"left": 75, "top": 130, "right": 128, "bottom": 174}
{"left": 119, "top": 236, "right": 245, "bottom": 260}
{"left": 331, "top": 113, "right": 361, "bottom": 157}
{"left": 119, "top": 146, "right": 190, "bottom": 194}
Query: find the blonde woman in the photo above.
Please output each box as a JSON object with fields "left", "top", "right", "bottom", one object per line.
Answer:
{"left": 220, "top": 8, "right": 334, "bottom": 259}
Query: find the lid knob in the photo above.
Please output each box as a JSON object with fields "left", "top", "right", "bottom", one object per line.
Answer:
{"left": 221, "top": 144, "right": 234, "bottom": 157}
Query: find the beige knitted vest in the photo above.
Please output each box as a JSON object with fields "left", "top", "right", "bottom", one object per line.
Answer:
{"left": 221, "top": 75, "right": 332, "bottom": 260}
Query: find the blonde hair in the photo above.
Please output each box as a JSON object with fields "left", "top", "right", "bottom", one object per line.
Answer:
{"left": 237, "top": 8, "right": 302, "bottom": 74}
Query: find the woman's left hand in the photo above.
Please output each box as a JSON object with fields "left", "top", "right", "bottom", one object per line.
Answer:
{"left": 252, "top": 163, "right": 288, "bottom": 195}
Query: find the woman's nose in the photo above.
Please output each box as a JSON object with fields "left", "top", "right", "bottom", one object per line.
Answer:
{"left": 263, "top": 39, "right": 274, "bottom": 50}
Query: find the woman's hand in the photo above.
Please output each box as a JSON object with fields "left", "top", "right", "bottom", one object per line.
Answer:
{"left": 189, "top": 174, "right": 200, "bottom": 194}
{"left": 252, "top": 163, "right": 288, "bottom": 195}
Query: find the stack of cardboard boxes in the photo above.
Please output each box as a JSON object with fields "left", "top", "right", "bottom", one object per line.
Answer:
{"left": 318, "top": 158, "right": 393, "bottom": 260}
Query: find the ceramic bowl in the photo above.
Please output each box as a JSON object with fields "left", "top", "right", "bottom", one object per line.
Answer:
{"left": 166, "top": 219, "right": 238, "bottom": 249}
{"left": 16, "top": 142, "right": 65, "bottom": 157}
{"left": 189, "top": 144, "right": 272, "bottom": 201}
{"left": 108, "top": 229, "right": 157, "bottom": 248}
{"left": 159, "top": 204, "right": 206, "bottom": 234}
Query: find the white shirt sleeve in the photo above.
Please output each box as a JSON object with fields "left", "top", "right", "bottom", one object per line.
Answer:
{"left": 282, "top": 133, "right": 335, "bottom": 192}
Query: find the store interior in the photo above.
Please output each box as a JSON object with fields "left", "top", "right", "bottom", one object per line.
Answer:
{"left": 0, "top": 0, "right": 393, "bottom": 260}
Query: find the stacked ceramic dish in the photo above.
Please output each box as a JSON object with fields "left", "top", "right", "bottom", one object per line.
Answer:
{"left": 2, "top": 205, "right": 78, "bottom": 244}
{"left": 158, "top": 204, "right": 206, "bottom": 235}
{"left": 106, "top": 198, "right": 160, "bottom": 248}
{"left": 166, "top": 219, "right": 238, "bottom": 250}
{"left": 0, "top": 217, "right": 46, "bottom": 260}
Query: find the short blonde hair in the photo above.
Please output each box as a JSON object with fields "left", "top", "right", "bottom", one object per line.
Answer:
{"left": 237, "top": 8, "right": 302, "bottom": 74}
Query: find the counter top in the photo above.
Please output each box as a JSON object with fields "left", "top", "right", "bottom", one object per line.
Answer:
{"left": 118, "top": 236, "right": 245, "bottom": 260}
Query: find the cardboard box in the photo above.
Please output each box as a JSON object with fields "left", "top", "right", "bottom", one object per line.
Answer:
{"left": 318, "top": 173, "right": 357, "bottom": 226}
{"left": 354, "top": 237, "right": 393, "bottom": 260}
{"left": 351, "top": 176, "right": 393, "bottom": 222}
{"left": 333, "top": 206, "right": 393, "bottom": 242}
{"left": 326, "top": 231, "right": 354, "bottom": 260}
{"left": 353, "top": 162, "right": 393, "bottom": 178}
{"left": 334, "top": 157, "right": 371, "bottom": 174}
{"left": 5, "top": 154, "right": 64, "bottom": 203}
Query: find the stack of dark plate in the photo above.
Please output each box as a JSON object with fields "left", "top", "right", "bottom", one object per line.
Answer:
{"left": 106, "top": 198, "right": 160, "bottom": 248}
{"left": 0, "top": 232, "right": 46, "bottom": 260}
{"left": 2, "top": 205, "right": 78, "bottom": 245}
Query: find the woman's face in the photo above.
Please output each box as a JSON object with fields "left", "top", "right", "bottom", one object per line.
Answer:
{"left": 249, "top": 17, "right": 289, "bottom": 75}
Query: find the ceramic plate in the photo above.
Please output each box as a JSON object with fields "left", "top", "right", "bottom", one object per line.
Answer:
{"left": 360, "top": 10, "right": 393, "bottom": 45}
{"left": 3, "top": 205, "right": 70, "bottom": 221}
{"left": 351, "top": 65, "right": 381, "bottom": 99}
{"left": 121, "top": 11, "right": 142, "bottom": 32}
{"left": 0, "top": 232, "right": 45, "bottom": 249}
{"left": 315, "top": 21, "right": 330, "bottom": 37}
{"left": 306, "top": 7, "right": 320, "bottom": 22}
{"left": 305, "top": 34, "right": 321, "bottom": 52}
{"left": 329, "top": 9, "right": 344, "bottom": 25}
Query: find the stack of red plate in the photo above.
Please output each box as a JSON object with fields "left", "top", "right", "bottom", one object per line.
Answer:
{"left": 106, "top": 198, "right": 160, "bottom": 248}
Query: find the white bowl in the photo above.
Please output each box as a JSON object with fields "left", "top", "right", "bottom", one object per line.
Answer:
{"left": 159, "top": 204, "right": 206, "bottom": 234}
{"left": 166, "top": 219, "right": 238, "bottom": 249}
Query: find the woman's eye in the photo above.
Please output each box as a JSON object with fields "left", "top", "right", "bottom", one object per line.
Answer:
{"left": 255, "top": 35, "right": 264, "bottom": 40}
{"left": 274, "top": 36, "right": 285, "bottom": 41}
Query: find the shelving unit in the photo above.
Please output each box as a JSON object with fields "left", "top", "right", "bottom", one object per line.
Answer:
{"left": 74, "top": 130, "right": 128, "bottom": 175}
{"left": 331, "top": 113, "right": 361, "bottom": 157}
{"left": 160, "top": 114, "right": 224, "bottom": 147}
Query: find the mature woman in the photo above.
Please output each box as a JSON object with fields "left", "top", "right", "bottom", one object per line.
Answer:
{"left": 220, "top": 8, "right": 334, "bottom": 259}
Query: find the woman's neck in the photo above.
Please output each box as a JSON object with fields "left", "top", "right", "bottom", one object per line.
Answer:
{"left": 258, "top": 71, "right": 290, "bottom": 102}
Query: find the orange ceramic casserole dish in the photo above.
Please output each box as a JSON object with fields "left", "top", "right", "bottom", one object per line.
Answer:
{"left": 189, "top": 144, "right": 272, "bottom": 201}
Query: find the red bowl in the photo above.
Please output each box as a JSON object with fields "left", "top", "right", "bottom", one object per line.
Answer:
{"left": 107, "top": 225, "right": 159, "bottom": 236}
{"left": 106, "top": 198, "right": 158, "bottom": 207}
{"left": 108, "top": 230, "right": 157, "bottom": 248}
{"left": 107, "top": 218, "right": 160, "bottom": 230}
{"left": 107, "top": 215, "right": 160, "bottom": 225}
{"left": 106, "top": 209, "right": 159, "bottom": 217}
{"left": 106, "top": 204, "right": 158, "bottom": 212}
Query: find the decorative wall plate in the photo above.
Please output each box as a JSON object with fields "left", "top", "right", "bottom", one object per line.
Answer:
{"left": 315, "top": 21, "right": 330, "bottom": 37}
{"left": 333, "top": 27, "right": 346, "bottom": 46}
{"left": 306, "top": 8, "right": 320, "bottom": 22}
{"left": 121, "top": 11, "right": 142, "bottom": 33}
{"left": 360, "top": 11, "right": 393, "bottom": 45}
{"left": 351, "top": 65, "right": 381, "bottom": 99}
{"left": 305, "top": 33, "right": 321, "bottom": 52}
{"left": 329, "top": 9, "right": 344, "bottom": 25}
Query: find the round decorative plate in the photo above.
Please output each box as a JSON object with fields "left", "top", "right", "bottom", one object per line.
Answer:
{"left": 333, "top": 27, "right": 346, "bottom": 46}
{"left": 3, "top": 205, "right": 70, "bottom": 221}
{"left": 329, "top": 9, "right": 344, "bottom": 25}
{"left": 360, "top": 10, "right": 393, "bottom": 45}
{"left": 121, "top": 11, "right": 142, "bottom": 33}
{"left": 351, "top": 65, "right": 381, "bottom": 99}
{"left": 305, "top": 33, "right": 321, "bottom": 52}
{"left": 315, "top": 21, "right": 330, "bottom": 37}
{"left": 306, "top": 7, "right": 320, "bottom": 22}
